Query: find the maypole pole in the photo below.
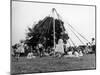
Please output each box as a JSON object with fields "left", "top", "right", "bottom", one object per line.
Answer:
{"left": 52, "top": 8, "right": 56, "bottom": 53}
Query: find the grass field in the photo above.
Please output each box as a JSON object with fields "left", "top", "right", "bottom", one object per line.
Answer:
{"left": 11, "top": 54, "right": 96, "bottom": 74}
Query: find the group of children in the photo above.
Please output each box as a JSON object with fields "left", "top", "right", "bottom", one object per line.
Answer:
{"left": 12, "top": 38, "right": 94, "bottom": 59}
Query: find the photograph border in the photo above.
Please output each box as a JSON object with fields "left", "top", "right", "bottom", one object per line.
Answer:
{"left": 10, "top": 0, "right": 96, "bottom": 74}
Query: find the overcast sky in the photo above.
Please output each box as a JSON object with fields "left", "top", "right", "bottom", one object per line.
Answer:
{"left": 12, "top": 1, "right": 95, "bottom": 46}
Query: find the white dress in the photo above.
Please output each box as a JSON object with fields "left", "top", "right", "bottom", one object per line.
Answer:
{"left": 79, "top": 51, "right": 83, "bottom": 56}
{"left": 55, "top": 39, "right": 64, "bottom": 53}
{"left": 74, "top": 51, "right": 79, "bottom": 57}
{"left": 27, "top": 52, "right": 36, "bottom": 59}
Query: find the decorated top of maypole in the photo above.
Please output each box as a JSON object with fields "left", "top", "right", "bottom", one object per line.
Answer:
{"left": 25, "top": 8, "right": 69, "bottom": 49}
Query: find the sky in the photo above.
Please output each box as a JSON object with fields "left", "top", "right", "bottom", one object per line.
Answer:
{"left": 12, "top": 1, "right": 95, "bottom": 46}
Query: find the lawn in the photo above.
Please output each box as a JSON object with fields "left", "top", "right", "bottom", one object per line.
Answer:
{"left": 11, "top": 54, "right": 96, "bottom": 74}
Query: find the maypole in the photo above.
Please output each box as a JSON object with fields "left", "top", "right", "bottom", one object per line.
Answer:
{"left": 52, "top": 8, "right": 56, "bottom": 52}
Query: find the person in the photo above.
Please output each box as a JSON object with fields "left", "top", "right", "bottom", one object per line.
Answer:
{"left": 63, "top": 44, "right": 67, "bottom": 54}
{"left": 47, "top": 46, "right": 51, "bottom": 54}
{"left": 14, "top": 44, "right": 21, "bottom": 61}
{"left": 84, "top": 43, "right": 89, "bottom": 54}
{"left": 38, "top": 43, "right": 44, "bottom": 57}
{"left": 79, "top": 50, "right": 83, "bottom": 56}
{"left": 27, "top": 52, "right": 36, "bottom": 59}
{"left": 18, "top": 42, "right": 25, "bottom": 53}
{"left": 55, "top": 38, "right": 64, "bottom": 53}
{"left": 74, "top": 51, "right": 79, "bottom": 57}
{"left": 77, "top": 46, "right": 83, "bottom": 56}
{"left": 64, "top": 47, "right": 80, "bottom": 58}
{"left": 67, "top": 51, "right": 73, "bottom": 56}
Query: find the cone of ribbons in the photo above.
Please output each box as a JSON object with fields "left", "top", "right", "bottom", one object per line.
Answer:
{"left": 25, "top": 16, "right": 69, "bottom": 57}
